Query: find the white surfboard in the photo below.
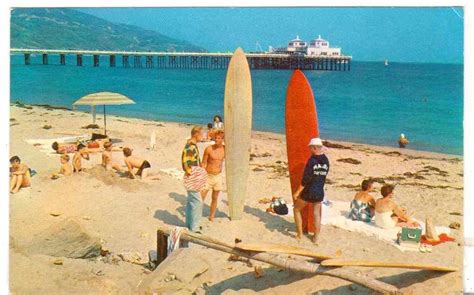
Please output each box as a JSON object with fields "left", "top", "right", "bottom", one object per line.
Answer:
{"left": 224, "top": 48, "right": 253, "bottom": 220}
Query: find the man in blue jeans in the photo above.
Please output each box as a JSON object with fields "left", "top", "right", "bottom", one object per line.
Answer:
{"left": 181, "top": 126, "right": 204, "bottom": 232}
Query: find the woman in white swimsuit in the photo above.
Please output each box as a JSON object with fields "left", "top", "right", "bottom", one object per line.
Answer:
{"left": 374, "top": 184, "right": 420, "bottom": 229}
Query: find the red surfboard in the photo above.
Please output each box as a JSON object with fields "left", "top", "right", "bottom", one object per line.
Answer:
{"left": 285, "top": 70, "right": 319, "bottom": 234}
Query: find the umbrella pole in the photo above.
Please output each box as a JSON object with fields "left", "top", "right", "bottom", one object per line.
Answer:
{"left": 92, "top": 105, "right": 96, "bottom": 124}
{"left": 103, "top": 105, "right": 107, "bottom": 136}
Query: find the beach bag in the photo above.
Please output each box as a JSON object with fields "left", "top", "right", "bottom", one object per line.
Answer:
{"left": 270, "top": 198, "right": 289, "bottom": 215}
{"left": 183, "top": 166, "right": 207, "bottom": 192}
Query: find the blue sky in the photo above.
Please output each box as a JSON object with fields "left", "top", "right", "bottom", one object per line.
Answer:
{"left": 79, "top": 7, "right": 464, "bottom": 64}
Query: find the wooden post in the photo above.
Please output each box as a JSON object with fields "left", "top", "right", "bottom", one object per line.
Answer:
{"left": 93, "top": 55, "right": 99, "bottom": 67}
{"left": 24, "top": 53, "right": 30, "bottom": 65}
{"left": 134, "top": 56, "right": 142, "bottom": 68}
{"left": 122, "top": 55, "right": 129, "bottom": 68}
{"left": 77, "top": 54, "right": 83, "bottom": 66}
{"left": 110, "top": 55, "right": 116, "bottom": 67}
{"left": 157, "top": 230, "right": 168, "bottom": 265}
{"left": 348, "top": 59, "right": 351, "bottom": 71}
{"left": 60, "top": 54, "right": 66, "bottom": 65}
{"left": 91, "top": 105, "right": 97, "bottom": 124}
{"left": 42, "top": 53, "right": 48, "bottom": 65}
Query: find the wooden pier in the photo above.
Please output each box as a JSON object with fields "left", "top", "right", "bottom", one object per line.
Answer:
{"left": 11, "top": 48, "right": 352, "bottom": 71}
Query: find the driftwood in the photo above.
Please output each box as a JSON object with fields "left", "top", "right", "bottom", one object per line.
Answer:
{"left": 157, "top": 227, "right": 402, "bottom": 294}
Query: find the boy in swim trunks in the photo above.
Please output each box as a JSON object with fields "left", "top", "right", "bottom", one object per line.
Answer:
{"left": 102, "top": 141, "right": 123, "bottom": 172}
{"left": 51, "top": 154, "right": 73, "bottom": 179}
{"left": 292, "top": 138, "right": 330, "bottom": 243}
{"left": 73, "top": 143, "right": 89, "bottom": 172}
{"left": 201, "top": 130, "right": 225, "bottom": 221}
{"left": 9, "top": 156, "right": 31, "bottom": 194}
{"left": 122, "top": 147, "right": 159, "bottom": 180}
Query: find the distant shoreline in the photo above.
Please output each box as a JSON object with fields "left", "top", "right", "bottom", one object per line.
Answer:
{"left": 10, "top": 101, "right": 463, "bottom": 160}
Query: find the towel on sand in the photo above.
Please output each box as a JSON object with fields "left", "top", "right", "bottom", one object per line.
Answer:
{"left": 26, "top": 135, "right": 89, "bottom": 157}
{"left": 287, "top": 200, "right": 450, "bottom": 252}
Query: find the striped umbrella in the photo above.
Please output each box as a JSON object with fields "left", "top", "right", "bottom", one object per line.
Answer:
{"left": 73, "top": 92, "right": 135, "bottom": 135}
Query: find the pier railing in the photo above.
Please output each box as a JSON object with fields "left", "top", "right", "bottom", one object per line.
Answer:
{"left": 10, "top": 48, "right": 352, "bottom": 71}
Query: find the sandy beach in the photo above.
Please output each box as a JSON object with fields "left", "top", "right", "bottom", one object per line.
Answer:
{"left": 9, "top": 103, "right": 464, "bottom": 294}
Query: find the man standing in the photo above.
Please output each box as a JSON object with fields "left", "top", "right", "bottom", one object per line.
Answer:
{"left": 182, "top": 126, "right": 205, "bottom": 232}
{"left": 201, "top": 130, "right": 225, "bottom": 221}
{"left": 292, "top": 138, "right": 330, "bottom": 244}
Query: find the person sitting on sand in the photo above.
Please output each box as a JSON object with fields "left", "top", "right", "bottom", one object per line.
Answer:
{"left": 102, "top": 142, "right": 123, "bottom": 172}
{"left": 52, "top": 141, "right": 77, "bottom": 154}
{"left": 213, "top": 115, "right": 224, "bottom": 129}
{"left": 122, "top": 147, "right": 160, "bottom": 180}
{"left": 9, "top": 156, "right": 31, "bottom": 194}
{"left": 292, "top": 138, "right": 330, "bottom": 243}
{"left": 201, "top": 129, "right": 225, "bottom": 222}
{"left": 51, "top": 154, "right": 73, "bottom": 179}
{"left": 375, "top": 184, "right": 420, "bottom": 229}
{"left": 349, "top": 179, "right": 376, "bottom": 222}
{"left": 398, "top": 133, "right": 409, "bottom": 148}
{"left": 73, "top": 143, "right": 89, "bottom": 172}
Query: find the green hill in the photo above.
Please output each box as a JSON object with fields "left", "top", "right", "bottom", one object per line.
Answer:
{"left": 11, "top": 8, "right": 207, "bottom": 52}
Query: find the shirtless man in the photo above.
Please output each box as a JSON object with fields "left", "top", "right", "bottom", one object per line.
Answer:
{"left": 9, "top": 156, "right": 31, "bottom": 194}
{"left": 102, "top": 141, "right": 123, "bottom": 172}
{"left": 201, "top": 130, "right": 225, "bottom": 221}
{"left": 122, "top": 147, "right": 160, "bottom": 180}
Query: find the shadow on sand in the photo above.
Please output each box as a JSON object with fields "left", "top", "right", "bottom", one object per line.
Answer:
{"left": 206, "top": 267, "right": 312, "bottom": 293}
{"left": 244, "top": 205, "right": 294, "bottom": 238}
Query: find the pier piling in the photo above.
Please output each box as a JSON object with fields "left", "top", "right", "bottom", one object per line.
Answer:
{"left": 122, "top": 55, "right": 130, "bottom": 68}
{"left": 24, "top": 53, "right": 30, "bottom": 65}
{"left": 93, "top": 55, "right": 99, "bottom": 67}
{"left": 110, "top": 55, "right": 116, "bottom": 67}
{"left": 77, "top": 54, "right": 83, "bottom": 66}
{"left": 12, "top": 49, "right": 352, "bottom": 71}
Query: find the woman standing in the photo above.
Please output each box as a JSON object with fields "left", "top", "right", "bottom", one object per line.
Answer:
{"left": 213, "top": 115, "right": 224, "bottom": 129}
{"left": 292, "top": 138, "right": 330, "bottom": 244}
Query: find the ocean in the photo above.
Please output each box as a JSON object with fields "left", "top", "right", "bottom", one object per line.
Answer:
{"left": 10, "top": 55, "right": 463, "bottom": 155}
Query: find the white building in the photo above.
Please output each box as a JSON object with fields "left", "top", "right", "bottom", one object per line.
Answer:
{"left": 287, "top": 36, "right": 307, "bottom": 54}
{"left": 307, "top": 35, "right": 341, "bottom": 57}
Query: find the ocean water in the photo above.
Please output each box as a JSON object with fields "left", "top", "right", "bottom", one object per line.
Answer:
{"left": 10, "top": 55, "right": 463, "bottom": 155}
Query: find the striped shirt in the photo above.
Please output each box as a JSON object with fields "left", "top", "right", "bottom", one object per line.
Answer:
{"left": 181, "top": 141, "right": 200, "bottom": 174}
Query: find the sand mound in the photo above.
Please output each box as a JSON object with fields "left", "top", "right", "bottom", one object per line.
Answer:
{"left": 24, "top": 218, "right": 102, "bottom": 259}
{"left": 86, "top": 165, "right": 147, "bottom": 192}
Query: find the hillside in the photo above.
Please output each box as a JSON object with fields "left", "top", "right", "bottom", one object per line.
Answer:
{"left": 10, "top": 8, "right": 207, "bottom": 52}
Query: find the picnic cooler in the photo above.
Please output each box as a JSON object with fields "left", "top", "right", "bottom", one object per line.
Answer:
{"left": 398, "top": 227, "right": 422, "bottom": 249}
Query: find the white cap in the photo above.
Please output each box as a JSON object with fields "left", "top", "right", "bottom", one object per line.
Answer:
{"left": 308, "top": 137, "right": 323, "bottom": 146}
{"left": 400, "top": 133, "right": 405, "bottom": 138}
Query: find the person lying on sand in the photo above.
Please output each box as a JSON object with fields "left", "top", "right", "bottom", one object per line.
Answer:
{"left": 122, "top": 147, "right": 160, "bottom": 180}
{"left": 375, "top": 184, "right": 420, "bottom": 229}
{"left": 292, "top": 138, "right": 330, "bottom": 244}
{"left": 349, "top": 179, "right": 376, "bottom": 222}
{"left": 201, "top": 129, "right": 225, "bottom": 222}
{"left": 73, "top": 143, "right": 89, "bottom": 172}
{"left": 51, "top": 154, "right": 73, "bottom": 179}
{"left": 101, "top": 142, "right": 123, "bottom": 172}
{"left": 52, "top": 141, "right": 77, "bottom": 154}
{"left": 10, "top": 156, "right": 31, "bottom": 194}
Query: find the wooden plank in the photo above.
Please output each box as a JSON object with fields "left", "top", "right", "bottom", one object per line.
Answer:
{"left": 233, "top": 242, "right": 334, "bottom": 261}
{"left": 157, "top": 227, "right": 402, "bottom": 294}
{"left": 321, "top": 259, "right": 457, "bottom": 272}
{"left": 157, "top": 230, "right": 168, "bottom": 265}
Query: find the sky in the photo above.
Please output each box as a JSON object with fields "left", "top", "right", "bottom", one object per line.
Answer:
{"left": 79, "top": 7, "right": 464, "bottom": 64}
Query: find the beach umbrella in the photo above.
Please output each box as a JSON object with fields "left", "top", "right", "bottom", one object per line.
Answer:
{"left": 73, "top": 92, "right": 135, "bottom": 135}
